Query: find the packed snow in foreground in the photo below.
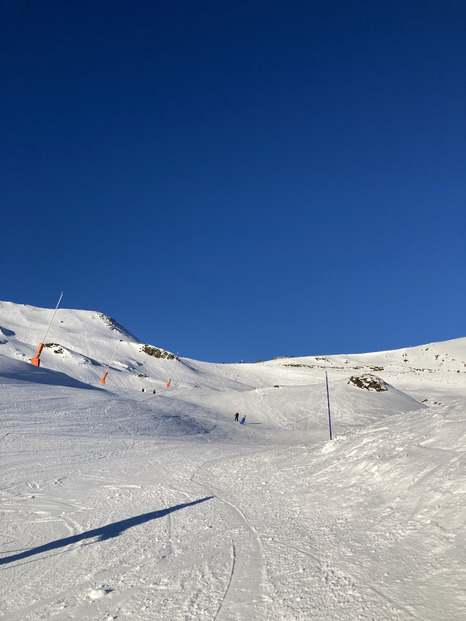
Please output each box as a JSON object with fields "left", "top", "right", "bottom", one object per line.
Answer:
{"left": 1, "top": 301, "right": 466, "bottom": 620}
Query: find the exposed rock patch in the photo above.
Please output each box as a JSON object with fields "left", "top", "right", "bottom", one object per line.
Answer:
{"left": 348, "top": 374, "right": 389, "bottom": 392}
{"left": 140, "top": 344, "right": 176, "bottom": 360}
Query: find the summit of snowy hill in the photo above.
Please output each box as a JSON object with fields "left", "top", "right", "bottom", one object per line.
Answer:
{"left": 0, "top": 301, "right": 178, "bottom": 391}
{"left": 0, "top": 300, "right": 141, "bottom": 342}
{"left": 1, "top": 300, "right": 466, "bottom": 620}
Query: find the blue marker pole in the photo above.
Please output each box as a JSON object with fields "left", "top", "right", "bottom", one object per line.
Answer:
{"left": 326, "top": 372, "right": 333, "bottom": 440}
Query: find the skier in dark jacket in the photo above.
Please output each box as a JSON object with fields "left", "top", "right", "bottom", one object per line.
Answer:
{"left": 235, "top": 412, "right": 239, "bottom": 422}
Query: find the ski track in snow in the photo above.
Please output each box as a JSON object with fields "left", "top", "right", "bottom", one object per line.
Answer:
{"left": 190, "top": 471, "right": 267, "bottom": 621}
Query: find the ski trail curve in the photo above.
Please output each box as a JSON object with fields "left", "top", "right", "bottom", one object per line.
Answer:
{"left": 191, "top": 474, "right": 268, "bottom": 621}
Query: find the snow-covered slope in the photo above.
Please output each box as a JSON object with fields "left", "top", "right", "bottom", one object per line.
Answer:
{"left": 0, "top": 301, "right": 180, "bottom": 390}
{"left": 1, "top": 301, "right": 465, "bottom": 620}
{"left": 2, "top": 300, "right": 463, "bottom": 435}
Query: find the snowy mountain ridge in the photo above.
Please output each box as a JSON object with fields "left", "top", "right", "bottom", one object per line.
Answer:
{"left": 1, "top": 300, "right": 465, "bottom": 392}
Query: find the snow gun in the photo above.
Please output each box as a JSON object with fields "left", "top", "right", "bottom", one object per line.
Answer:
{"left": 31, "top": 292, "right": 63, "bottom": 367}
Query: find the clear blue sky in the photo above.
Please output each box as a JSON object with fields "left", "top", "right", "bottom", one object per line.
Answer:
{"left": 1, "top": 1, "right": 465, "bottom": 361}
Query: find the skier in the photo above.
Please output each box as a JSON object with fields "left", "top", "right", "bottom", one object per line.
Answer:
{"left": 235, "top": 412, "right": 239, "bottom": 422}
{"left": 240, "top": 415, "right": 246, "bottom": 424}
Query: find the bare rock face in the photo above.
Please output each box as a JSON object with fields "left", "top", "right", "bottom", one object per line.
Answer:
{"left": 140, "top": 344, "right": 176, "bottom": 360}
{"left": 348, "top": 374, "right": 389, "bottom": 392}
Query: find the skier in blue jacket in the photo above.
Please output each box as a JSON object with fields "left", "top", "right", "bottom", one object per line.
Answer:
{"left": 240, "top": 415, "right": 246, "bottom": 424}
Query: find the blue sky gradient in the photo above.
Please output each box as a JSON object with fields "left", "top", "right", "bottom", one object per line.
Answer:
{"left": 1, "top": 1, "right": 465, "bottom": 361}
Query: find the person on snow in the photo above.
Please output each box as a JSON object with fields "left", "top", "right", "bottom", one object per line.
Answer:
{"left": 235, "top": 412, "right": 239, "bottom": 422}
{"left": 240, "top": 415, "right": 246, "bottom": 424}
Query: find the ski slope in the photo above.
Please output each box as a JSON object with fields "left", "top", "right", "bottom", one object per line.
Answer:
{"left": 1, "top": 301, "right": 466, "bottom": 620}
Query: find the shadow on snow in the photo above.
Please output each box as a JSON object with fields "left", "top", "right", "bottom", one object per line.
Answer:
{"left": 0, "top": 496, "right": 214, "bottom": 565}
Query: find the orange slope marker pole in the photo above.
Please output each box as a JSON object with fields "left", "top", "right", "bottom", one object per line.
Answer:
{"left": 166, "top": 378, "right": 172, "bottom": 388}
{"left": 31, "top": 292, "right": 63, "bottom": 367}
{"left": 100, "top": 340, "right": 121, "bottom": 384}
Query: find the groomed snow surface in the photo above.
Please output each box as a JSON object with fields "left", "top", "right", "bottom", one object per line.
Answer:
{"left": 1, "top": 301, "right": 466, "bottom": 620}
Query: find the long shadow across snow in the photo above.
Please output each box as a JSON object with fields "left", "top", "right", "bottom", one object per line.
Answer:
{"left": 0, "top": 496, "right": 214, "bottom": 565}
